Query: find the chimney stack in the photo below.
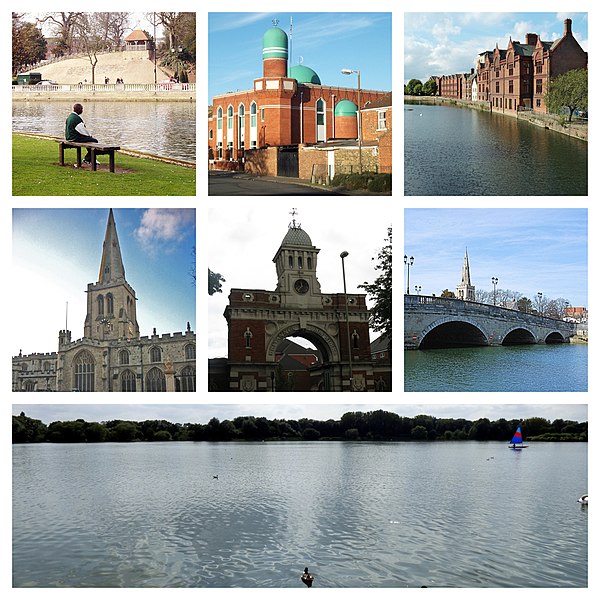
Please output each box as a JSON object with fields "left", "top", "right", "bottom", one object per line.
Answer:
{"left": 526, "top": 33, "right": 538, "bottom": 45}
{"left": 564, "top": 18, "right": 572, "bottom": 36}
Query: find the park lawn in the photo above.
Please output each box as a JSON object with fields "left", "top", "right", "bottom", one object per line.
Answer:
{"left": 12, "top": 134, "right": 196, "bottom": 196}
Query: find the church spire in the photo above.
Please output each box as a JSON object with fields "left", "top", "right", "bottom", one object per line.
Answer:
{"left": 461, "top": 247, "right": 471, "bottom": 285}
{"left": 98, "top": 209, "right": 126, "bottom": 284}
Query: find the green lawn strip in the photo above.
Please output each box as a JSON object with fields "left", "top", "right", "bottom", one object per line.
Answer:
{"left": 12, "top": 134, "right": 196, "bottom": 196}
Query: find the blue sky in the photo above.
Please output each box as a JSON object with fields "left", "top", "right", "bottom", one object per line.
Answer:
{"left": 12, "top": 208, "right": 196, "bottom": 355}
{"left": 11, "top": 403, "right": 588, "bottom": 425}
{"left": 209, "top": 12, "right": 392, "bottom": 102}
{"left": 405, "top": 11, "right": 588, "bottom": 84}
{"left": 404, "top": 209, "right": 588, "bottom": 307}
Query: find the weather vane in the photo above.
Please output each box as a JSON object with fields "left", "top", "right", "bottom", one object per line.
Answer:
{"left": 272, "top": 19, "right": 279, "bottom": 27}
{"left": 290, "top": 207, "right": 299, "bottom": 228}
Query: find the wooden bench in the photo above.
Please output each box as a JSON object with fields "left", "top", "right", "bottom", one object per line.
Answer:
{"left": 57, "top": 140, "right": 121, "bottom": 173}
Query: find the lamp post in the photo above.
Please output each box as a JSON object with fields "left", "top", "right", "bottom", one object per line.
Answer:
{"left": 341, "top": 68, "right": 362, "bottom": 173}
{"left": 340, "top": 251, "right": 353, "bottom": 392}
{"left": 537, "top": 291, "right": 543, "bottom": 316}
{"left": 153, "top": 13, "right": 157, "bottom": 85}
{"left": 491, "top": 277, "right": 498, "bottom": 306}
{"left": 415, "top": 285, "right": 422, "bottom": 295}
{"left": 404, "top": 255, "right": 414, "bottom": 294}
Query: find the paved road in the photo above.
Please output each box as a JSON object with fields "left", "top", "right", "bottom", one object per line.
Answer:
{"left": 208, "top": 171, "right": 344, "bottom": 196}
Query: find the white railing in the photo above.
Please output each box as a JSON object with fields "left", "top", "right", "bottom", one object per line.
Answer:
{"left": 13, "top": 83, "right": 195, "bottom": 93}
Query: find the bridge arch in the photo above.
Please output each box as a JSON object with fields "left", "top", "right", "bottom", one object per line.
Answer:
{"left": 501, "top": 326, "right": 537, "bottom": 345}
{"left": 545, "top": 331, "right": 568, "bottom": 344}
{"left": 419, "top": 316, "right": 489, "bottom": 349}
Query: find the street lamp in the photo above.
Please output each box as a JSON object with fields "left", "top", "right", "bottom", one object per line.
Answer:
{"left": 491, "top": 277, "right": 498, "bottom": 306}
{"left": 404, "top": 255, "right": 414, "bottom": 294}
{"left": 340, "top": 251, "right": 354, "bottom": 392}
{"left": 415, "top": 285, "right": 422, "bottom": 295}
{"left": 341, "top": 68, "right": 362, "bottom": 173}
{"left": 537, "top": 291, "right": 543, "bottom": 316}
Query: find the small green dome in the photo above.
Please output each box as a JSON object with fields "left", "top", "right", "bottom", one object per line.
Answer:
{"left": 262, "top": 27, "right": 288, "bottom": 60}
{"left": 335, "top": 99, "right": 358, "bottom": 117}
{"left": 289, "top": 64, "right": 321, "bottom": 85}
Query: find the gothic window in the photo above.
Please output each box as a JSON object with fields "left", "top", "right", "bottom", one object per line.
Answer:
{"left": 352, "top": 330, "right": 359, "bottom": 350}
{"left": 307, "top": 256, "right": 312, "bottom": 270}
{"left": 24, "top": 381, "right": 35, "bottom": 392}
{"left": 97, "top": 295, "right": 104, "bottom": 315}
{"left": 180, "top": 366, "right": 196, "bottom": 392}
{"left": 238, "top": 104, "right": 245, "bottom": 149}
{"left": 217, "top": 106, "right": 223, "bottom": 130}
{"left": 150, "top": 346, "right": 162, "bottom": 363}
{"left": 146, "top": 367, "right": 166, "bottom": 392}
{"left": 121, "top": 369, "right": 136, "bottom": 392}
{"left": 288, "top": 255, "right": 293, "bottom": 268}
{"left": 119, "top": 349, "right": 130, "bottom": 365}
{"left": 227, "top": 105, "right": 234, "bottom": 129}
{"left": 185, "top": 344, "right": 196, "bottom": 360}
{"left": 74, "top": 351, "right": 95, "bottom": 392}
{"left": 298, "top": 256, "right": 303, "bottom": 269}
{"left": 106, "top": 293, "right": 114, "bottom": 315}
{"left": 43, "top": 361, "right": 51, "bottom": 371}
{"left": 250, "top": 102, "right": 257, "bottom": 127}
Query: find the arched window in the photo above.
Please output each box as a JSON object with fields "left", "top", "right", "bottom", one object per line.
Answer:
{"left": 352, "top": 330, "right": 359, "bottom": 350}
{"left": 238, "top": 103, "right": 245, "bottom": 149}
{"left": 74, "top": 351, "right": 95, "bottom": 392}
{"left": 97, "top": 295, "right": 104, "bottom": 315}
{"left": 316, "top": 98, "right": 325, "bottom": 142}
{"left": 43, "top": 361, "right": 51, "bottom": 371}
{"left": 180, "top": 366, "right": 196, "bottom": 392}
{"left": 106, "top": 293, "right": 114, "bottom": 315}
{"left": 185, "top": 344, "right": 196, "bottom": 360}
{"left": 24, "top": 381, "right": 36, "bottom": 392}
{"left": 288, "top": 255, "right": 293, "bottom": 268}
{"left": 227, "top": 105, "right": 234, "bottom": 129}
{"left": 307, "top": 256, "right": 312, "bottom": 270}
{"left": 150, "top": 346, "right": 162, "bottom": 363}
{"left": 250, "top": 102, "right": 258, "bottom": 149}
{"left": 217, "top": 106, "right": 223, "bottom": 130}
{"left": 119, "top": 349, "right": 130, "bottom": 365}
{"left": 146, "top": 367, "right": 166, "bottom": 392}
{"left": 121, "top": 369, "right": 136, "bottom": 392}
{"left": 298, "top": 256, "right": 303, "bottom": 269}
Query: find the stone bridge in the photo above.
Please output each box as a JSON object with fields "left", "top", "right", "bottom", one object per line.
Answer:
{"left": 405, "top": 295, "right": 575, "bottom": 350}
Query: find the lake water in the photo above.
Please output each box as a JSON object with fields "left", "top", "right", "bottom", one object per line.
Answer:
{"left": 12, "top": 101, "right": 196, "bottom": 163}
{"left": 13, "top": 441, "right": 587, "bottom": 587}
{"left": 405, "top": 343, "right": 587, "bottom": 392}
{"left": 404, "top": 103, "right": 587, "bottom": 195}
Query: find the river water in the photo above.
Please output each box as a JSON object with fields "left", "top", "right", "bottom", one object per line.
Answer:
{"left": 13, "top": 441, "right": 587, "bottom": 587}
{"left": 405, "top": 344, "right": 587, "bottom": 392}
{"left": 12, "top": 101, "right": 196, "bottom": 163}
{"left": 404, "top": 103, "right": 587, "bottom": 195}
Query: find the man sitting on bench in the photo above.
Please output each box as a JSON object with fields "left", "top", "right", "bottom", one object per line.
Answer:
{"left": 65, "top": 103, "right": 99, "bottom": 165}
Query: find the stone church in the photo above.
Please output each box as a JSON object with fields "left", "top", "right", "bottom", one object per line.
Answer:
{"left": 12, "top": 209, "right": 196, "bottom": 392}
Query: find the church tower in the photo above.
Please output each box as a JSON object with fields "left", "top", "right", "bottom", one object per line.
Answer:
{"left": 456, "top": 248, "right": 476, "bottom": 301}
{"left": 272, "top": 209, "right": 322, "bottom": 308}
{"left": 83, "top": 209, "right": 140, "bottom": 341}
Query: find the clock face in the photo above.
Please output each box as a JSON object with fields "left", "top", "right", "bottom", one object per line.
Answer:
{"left": 294, "top": 279, "right": 309, "bottom": 294}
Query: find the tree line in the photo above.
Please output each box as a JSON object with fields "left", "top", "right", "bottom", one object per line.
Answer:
{"left": 13, "top": 411, "right": 587, "bottom": 444}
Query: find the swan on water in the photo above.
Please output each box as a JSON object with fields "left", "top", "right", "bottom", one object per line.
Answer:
{"left": 578, "top": 494, "right": 588, "bottom": 505}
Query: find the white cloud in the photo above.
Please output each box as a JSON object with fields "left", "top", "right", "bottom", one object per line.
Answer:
{"left": 134, "top": 209, "right": 195, "bottom": 253}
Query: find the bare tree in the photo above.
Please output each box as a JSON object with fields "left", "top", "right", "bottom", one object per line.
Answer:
{"left": 37, "top": 12, "right": 84, "bottom": 56}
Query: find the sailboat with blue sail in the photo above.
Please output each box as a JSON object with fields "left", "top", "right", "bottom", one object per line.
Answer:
{"left": 509, "top": 425, "right": 528, "bottom": 450}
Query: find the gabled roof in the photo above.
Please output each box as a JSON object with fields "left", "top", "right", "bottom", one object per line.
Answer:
{"left": 362, "top": 92, "right": 392, "bottom": 110}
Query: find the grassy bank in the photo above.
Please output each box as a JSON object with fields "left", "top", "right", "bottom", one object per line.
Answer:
{"left": 13, "top": 134, "right": 196, "bottom": 196}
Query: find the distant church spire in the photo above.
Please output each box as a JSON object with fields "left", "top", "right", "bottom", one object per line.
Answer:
{"left": 98, "top": 209, "right": 126, "bottom": 284}
{"left": 456, "top": 247, "right": 475, "bottom": 301}
{"left": 461, "top": 247, "right": 471, "bottom": 285}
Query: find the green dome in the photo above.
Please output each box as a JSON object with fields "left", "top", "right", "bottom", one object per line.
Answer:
{"left": 289, "top": 64, "right": 321, "bottom": 85}
{"left": 262, "top": 27, "right": 288, "bottom": 60}
{"left": 334, "top": 99, "right": 358, "bottom": 117}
